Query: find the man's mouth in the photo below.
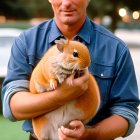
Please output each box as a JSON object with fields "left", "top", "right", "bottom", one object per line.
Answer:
{"left": 61, "top": 9, "right": 75, "bottom": 14}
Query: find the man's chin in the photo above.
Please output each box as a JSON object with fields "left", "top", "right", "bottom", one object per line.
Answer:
{"left": 61, "top": 17, "right": 78, "bottom": 25}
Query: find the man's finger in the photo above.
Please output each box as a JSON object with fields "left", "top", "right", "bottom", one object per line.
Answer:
{"left": 73, "top": 70, "right": 89, "bottom": 86}
{"left": 58, "top": 127, "right": 77, "bottom": 140}
{"left": 60, "top": 126, "right": 78, "bottom": 137}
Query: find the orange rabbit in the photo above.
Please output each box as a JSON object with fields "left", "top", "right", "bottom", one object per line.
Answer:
{"left": 29, "top": 39, "right": 100, "bottom": 140}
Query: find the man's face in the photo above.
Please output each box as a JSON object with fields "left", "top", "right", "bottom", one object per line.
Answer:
{"left": 49, "top": 0, "right": 89, "bottom": 25}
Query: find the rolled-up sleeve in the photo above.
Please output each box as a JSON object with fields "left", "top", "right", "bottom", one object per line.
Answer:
{"left": 110, "top": 106, "right": 138, "bottom": 137}
{"left": 2, "top": 80, "right": 29, "bottom": 121}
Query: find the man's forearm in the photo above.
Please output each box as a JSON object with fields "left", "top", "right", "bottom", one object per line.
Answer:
{"left": 85, "top": 115, "right": 128, "bottom": 140}
{"left": 10, "top": 90, "right": 62, "bottom": 120}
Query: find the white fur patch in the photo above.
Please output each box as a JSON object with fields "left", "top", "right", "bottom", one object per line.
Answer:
{"left": 39, "top": 101, "right": 84, "bottom": 139}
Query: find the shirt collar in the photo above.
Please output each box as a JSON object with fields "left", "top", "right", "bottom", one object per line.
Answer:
{"left": 49, "top": 17, "right": 91, "bottom": 44}
{"left": 75, "top": 17, "right": 91, "bottom": 44}
{"left": 48, "top": 18, "right": 63, "bottom": 44}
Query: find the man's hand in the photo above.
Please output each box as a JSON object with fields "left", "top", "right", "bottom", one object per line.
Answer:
{"left": 58, "top": 120, "right": 87, "bottom": 140}
{"left": 55, "top": 70, "right": 90, "bottom": 105}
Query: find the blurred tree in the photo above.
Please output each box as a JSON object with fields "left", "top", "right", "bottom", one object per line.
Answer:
{"left": 0, "top": 0, "right": 30, "bottom": 19}
{"left": 123, "top": 0, "right": 140, "bottom": 11}
{"left": 88, "top": 0, "right": 140, "bottom": 32}
{"left": 0, "top": 0, "right": 139, "bottom": 31}
{"left": 19, "top": 0, "right": 53, "bottom": 18}
{"left": 0, "top": 0, "right": 53, "bottom": 19}
{"left": 35, "top": 0, "right": 53, "bottom": 18}
{"left": 87, "top": 0, "right": 119, "bottom": 31}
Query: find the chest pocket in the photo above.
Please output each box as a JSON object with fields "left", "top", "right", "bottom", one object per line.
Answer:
{"left": 89, "top": 62, "right": 115, "bottom": 107}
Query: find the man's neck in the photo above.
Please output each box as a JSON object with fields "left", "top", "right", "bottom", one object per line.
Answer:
{"left": 60, "top": 26, "right": 79, "bottom": 40}
{"left": 55, "top": 18, "right": 86, "bottom": 40}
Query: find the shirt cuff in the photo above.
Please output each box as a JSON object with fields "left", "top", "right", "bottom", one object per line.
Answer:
{"left": 2, "top": 80, "right": 29, "bottom": 121}
{"left": 110, "top": 106, "right": 138, "bottom": 137}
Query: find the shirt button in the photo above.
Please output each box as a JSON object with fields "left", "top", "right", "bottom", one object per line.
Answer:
{"left": 101, "top": 73, "right": 104, "bottom": 77}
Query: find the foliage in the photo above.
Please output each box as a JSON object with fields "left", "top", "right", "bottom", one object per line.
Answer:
{"left": 0, "top": 0, "right": 139, "bottom": 33}
{"left": 122, "top": 0, "right": 140, "bottom": 11}
{"left": 0, "top": 0, "right": 53, "bottom": 19}
{"left": 0, "top": 0, "right": 30, "bottom": 19}
{"left": 88, "top": 0, "right": 140, "bottom": 31}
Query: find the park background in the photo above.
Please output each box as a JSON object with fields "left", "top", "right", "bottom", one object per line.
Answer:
{"left": 0, "top": 0, "right": 140, "bottom": 139}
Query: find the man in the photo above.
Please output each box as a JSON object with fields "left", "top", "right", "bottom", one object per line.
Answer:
{"left": 1, "top": 0, "right": 139, "bottom": 139}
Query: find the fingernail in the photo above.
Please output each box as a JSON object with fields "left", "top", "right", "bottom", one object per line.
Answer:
{"left": 61, "top": 126, "right": 64, "bottom": 130}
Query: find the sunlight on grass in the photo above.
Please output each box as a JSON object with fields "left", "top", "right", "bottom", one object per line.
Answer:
{"left": 0, "top": 115, "right": 29, "bottom": 140}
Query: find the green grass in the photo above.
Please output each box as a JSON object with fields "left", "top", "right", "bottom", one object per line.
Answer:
{"left": 0, "top": 115, "right": 28, "bottom": 140}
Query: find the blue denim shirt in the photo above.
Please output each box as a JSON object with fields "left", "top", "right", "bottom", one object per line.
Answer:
{"left": 1, "top": 17, "right": 139, "bottom": 137}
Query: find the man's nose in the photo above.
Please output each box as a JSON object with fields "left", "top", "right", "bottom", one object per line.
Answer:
{"left": 61, "top": 0, "right": 72, "bottom": 7}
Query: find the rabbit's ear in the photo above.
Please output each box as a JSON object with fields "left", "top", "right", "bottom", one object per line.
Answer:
{"left": 55, "top": 39, "right": 65, "bottom": 52}
{"left": 55, "top": 39, "right": 70, "bottom": 52}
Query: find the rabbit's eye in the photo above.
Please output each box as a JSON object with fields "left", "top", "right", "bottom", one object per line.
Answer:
{"left": 73, "top": 49, "right": 78, "bottom": 57}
